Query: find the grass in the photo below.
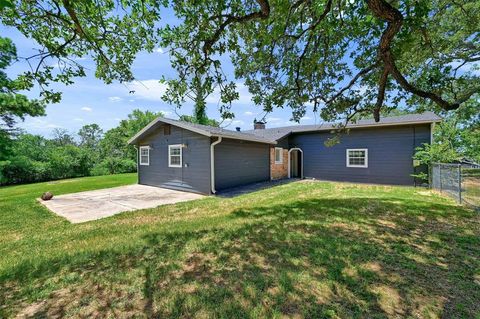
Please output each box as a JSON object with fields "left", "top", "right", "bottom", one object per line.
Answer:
{"left": 462, "top": 171, "right": 480, "bottom": 207}
{"left": 1, "top": 174, "right": 479, "bottom": 318}
{"left": 463, "top": 178, "right": 480, "bottom": 207}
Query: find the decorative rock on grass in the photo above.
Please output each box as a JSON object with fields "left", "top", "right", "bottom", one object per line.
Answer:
{"left": 41, "top": 192, "right": 53, "bottom": 201}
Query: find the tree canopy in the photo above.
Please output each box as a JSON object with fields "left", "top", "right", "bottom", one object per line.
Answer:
{"left": 160, "top": 0, "right": 480, "bottom": 123}
{"left": 0, "top": 109, "right": 161, "bottom": 185}
{"left": 0, "top": 0, "right": 478, "bottom": 124}
{"left": 0, "top": 36, "right": 45, "bottom": 124}
{"left": 0, "top": 35, "right": 46, "bottom": 158}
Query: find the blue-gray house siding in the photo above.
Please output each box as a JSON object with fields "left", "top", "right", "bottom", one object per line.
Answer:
{"left": 136, "top": 124, "right": 211, "bottom": 194}
{"left": 288, "top": 124, "right": 431, "bottom": 185}
{"left": 275, "top": 137, "right": 289, "bottom": 149}
{"left": 132, "top": 116, "right": 436, "bottom": 194}
{"left": 214, "top": 138, "right": 270, "bottom": 191}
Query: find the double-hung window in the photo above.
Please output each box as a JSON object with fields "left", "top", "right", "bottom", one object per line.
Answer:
{"left": 139, "top": 146, "right": 150, "bottom": 165}
{"left": 274, "top": 147, "right": 283, "bottom": 164}
{"left": 168, "top": 144, "right": 182, "bottom": 167}
{"left": 346, "top": 149, "right": 368, "bottom": 168}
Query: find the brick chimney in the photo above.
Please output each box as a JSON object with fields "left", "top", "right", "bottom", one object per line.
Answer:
{"left": 254, "top": 120, "right": 266, "bottom": 130}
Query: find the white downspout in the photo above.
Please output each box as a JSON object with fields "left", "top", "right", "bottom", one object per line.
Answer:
{"left": 133, "top": 145, "right": 139, "bottom": 184}
{"left": 210, "top": 137, "right": 222, "bottom": 194}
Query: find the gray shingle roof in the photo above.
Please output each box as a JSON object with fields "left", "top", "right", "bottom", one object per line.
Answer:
{"left": 128, "top": 112, "right": 441, "bottom": 145}
{"left": 245, "top": 112, "right": 442, "bottom": 141}
{"left": 128, "top": 117, "right": 277, "bottom": 145}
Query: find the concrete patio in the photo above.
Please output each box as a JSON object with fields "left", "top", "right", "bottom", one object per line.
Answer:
{"left": 39, "top": 184, "right": 204, "bottom": 223}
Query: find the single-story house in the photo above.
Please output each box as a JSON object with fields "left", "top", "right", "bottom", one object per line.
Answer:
{"left": 128, "top": 112, "right": 441, "bottom": 194}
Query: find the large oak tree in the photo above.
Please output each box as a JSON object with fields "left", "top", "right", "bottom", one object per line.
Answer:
{"left": 0, "top": 0, "right": 478, "bottom": 123}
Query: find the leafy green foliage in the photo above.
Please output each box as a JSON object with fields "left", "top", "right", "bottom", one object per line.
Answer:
{"left": 0, "top": 36, "right": 45, "bottom": 154}
{"left": 98, "top": 109, "right": 162, "bottom": 172}
{"left": 78, "top": 123, "right": 103, "bottom": 149}
{"left": 414, "top": 115, "right": 479, "bottom": 167}
{"left": 461, "top": 127, "right": 480, "bottom": 163}
{"left": 412, "top": 111, "right": 479, "bottom": 183}
{"left": 179, "top": 114, "right": 219, "bottom": 127}
{"left": 2, "top": 1, "right": 477, "bottom": 124}
{"left": 414, "top": 142, "right": 461, "bottom": 167}
{"left": 0, "top": 109, "right": 161, "bottom": 185}
{"left": 159, "top": 0, "right": 480, "bottom": 122}
{"left": 0, "top": 1, "right": 164, "bottom": 103}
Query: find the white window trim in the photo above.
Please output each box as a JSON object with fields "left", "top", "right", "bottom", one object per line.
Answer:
{"left": 346, "top": 148, "right": 368, "bottom": 168}
{"left": 274, "top": 147, "right": 283, "bottom": 164}
{"left": 139, "top": 146, "right": 150, "bottom": 166}
{"left": 168, "top": 144, "right": 183, "bottom": 168}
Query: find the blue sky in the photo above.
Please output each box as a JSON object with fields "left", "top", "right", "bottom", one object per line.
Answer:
{"left": 2, "top": 25, "right": 319, "bottom": 138}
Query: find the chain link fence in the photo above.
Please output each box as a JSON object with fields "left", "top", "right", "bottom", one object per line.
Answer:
{"left": 432, "top": 163, "right": 480, "bottom": 210}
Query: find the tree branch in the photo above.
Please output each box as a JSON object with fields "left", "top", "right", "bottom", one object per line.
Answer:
{"left": 285, "top": 0, "right": 332, "bottom": 40}
{"left": 62, "top": 0, "right": 111, "bottom": 64}
{"left": 374, "top": 67, "right": 389, "bottom": 121}
{"left": 366, "top": 0, "right": 476, "bottom": 113}
{"left": 313, "top": 63, "right": 377, "bottom": 104}
{"left": 203, "top": 0, "right": 270, "bottom": 55}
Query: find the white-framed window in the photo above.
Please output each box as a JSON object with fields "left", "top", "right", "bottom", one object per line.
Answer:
{"left": 346, "top": 149, "right": 368, "bottom": 168}
{"left": 139, "top": 146, "right": 150, "bottom": 166}
{"left": 168, "top": 144, "right": 182, "bottom": 168}
{"left": 274, "top": 147, "right": 283, "bottom": 164}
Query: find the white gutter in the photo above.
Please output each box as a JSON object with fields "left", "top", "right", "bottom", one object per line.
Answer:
{"left": 210, "top": 136, "right": 222, "bottom": 194}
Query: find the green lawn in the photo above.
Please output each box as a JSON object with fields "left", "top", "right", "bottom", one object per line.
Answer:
{"left": 1, "top": 175, "right": 479, "bottom": 318}
{"left": 463, "top": 177, "right": 480, "bottom": 207}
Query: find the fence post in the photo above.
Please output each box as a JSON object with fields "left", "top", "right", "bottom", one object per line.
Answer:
{"left": 439, "top": 164, "right": 442, "bottom": 192}
{"left": 458, "top": 164, "right": 462, "bottom": 204}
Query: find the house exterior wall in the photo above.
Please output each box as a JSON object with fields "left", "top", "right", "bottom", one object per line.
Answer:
{"left": 135, "top": 121, "right": 433, "bottom": 194}
{"left": 136, "top": 123, "right": 211, "bottom": 194}
{"left": 214, "top": 138, "right": 270, "bottom": 190}
{"left": 270, "top": 147, "right": 288, "bottom": 180}
{"left": 288, "top": 124, "right": 431, "bottom": 185}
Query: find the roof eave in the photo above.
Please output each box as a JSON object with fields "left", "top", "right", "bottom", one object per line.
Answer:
{"left": 127, "top": 117, "right": 213, "bottom": 145}
{"left": 290, "top": 119, "right": 442, "bottom": 135}
{"left": 127, "top": 117, "right": 275, "bottom": 145}
{"left": 213, "top": 134, "right": 277, "bottom": 145}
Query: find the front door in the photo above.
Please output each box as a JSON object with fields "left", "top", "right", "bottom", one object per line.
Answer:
{"left": 290, "top": 150, "right": 302, "bottom": 178}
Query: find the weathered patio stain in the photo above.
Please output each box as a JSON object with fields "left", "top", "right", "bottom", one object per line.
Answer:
{"left": 39, "top": 184, "right": 204, "bottom": 223}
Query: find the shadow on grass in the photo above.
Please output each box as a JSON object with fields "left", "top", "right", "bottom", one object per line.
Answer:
{"left": 216, "top": 178, "right": 299, "bottom": 198}
{"left": 1, "top": 197, "right": 479, "bottom": 318}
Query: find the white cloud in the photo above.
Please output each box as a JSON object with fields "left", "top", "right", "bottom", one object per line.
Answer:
{"left": 127, "top": 79, "right": 168, "bottom": 102}
{"left": 220, "top": 118, "right": 245, "bottom": 127}
{"left": 154, "top": 47, "right": 164, "bottom": 54}
{"left": 160, "top": 110, "right": 173, "bottom": 116}
{"left": 129, "top": 99, "right": 135, "bottom": 102}
{"left": 205, "top": 82, "right": 253, "bottom": 105}
{"left": 301, "top": 116, "right": 312, "bottom": 120}
{"left": 81, "top": 107, "right": 92, "bottom": 112}
{"left": 266, "top": 117, "right": 281, "bottom": 122}
{"left": 244, "top": 111, "right": 254, "bottom": 116}
{"left": 24, "top": 118, "right": 62, "bottom": 129}
{"left": 73, "top": 118, "right": 84, "bottom": 122}
{"left": 108, "top": 96, "right": 123, "bottom": 102}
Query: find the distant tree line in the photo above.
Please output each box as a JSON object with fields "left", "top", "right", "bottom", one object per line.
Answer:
{"left": 0, "top": 109, "right": 162, "bottom": 185}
